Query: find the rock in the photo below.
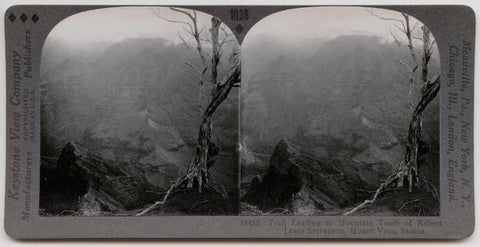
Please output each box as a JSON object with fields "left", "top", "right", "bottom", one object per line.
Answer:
{"left": 81, "top": 110, "right": 190, "bottom": 192}
{"left": 40, "top": 151, "right": 89, "bottom": 215}
{"left": 41, "top": 38, "right": 240, "bottom": 215}
{"left": 242, "top": 139, "right": 379, "bottom": 213}
{"left": 41, "top": 142, "right": 157, "bottom": 214}
{"left": 85, "top": 110, "right": 186, "bottom": 153}
{"left": 241, "top": 139, "right": 304, "bottom": 211}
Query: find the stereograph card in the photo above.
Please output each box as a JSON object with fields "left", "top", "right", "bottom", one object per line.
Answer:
{"left": 3, "top": 4, "right": 475, "bottom": 239}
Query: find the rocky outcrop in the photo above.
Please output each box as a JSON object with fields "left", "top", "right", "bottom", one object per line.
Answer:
{"left": 40, "top": 140, "right": 239, "bottom": 215}
{"left": 242, "top": 140, "right": 304, "bottom": 211}
{"left": 242, "top": 139, "right": 383, "bottom": 213}
{"left": 40, "top": 142, "right": 161, "bottom": 214}
{"left": 240, "top": 37, "right": 439, "bottom": 205}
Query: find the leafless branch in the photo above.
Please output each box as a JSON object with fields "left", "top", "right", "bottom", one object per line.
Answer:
{"left": 395, "top": 58, "right": 411, "bottom": 71}
{"left": 429, "top": 39, "right": 437, "bottom": 51}
{"left": 393, "top": 24, "right": 406, "bottom": 34}
{"left": 150, "top": 7, "right": 194, "bottom": 32}
{"left": 390, "top": 29, "right": 403, "bottom": 47}
{"left": 177, "top": 32, "right": 190, "bottom": 49}
{"left": 366, "top": 8, "right": 405, "bottom": 28}
{"left": 345, "top": 77, "right": 440, "bottom": 216}
{"left": 155, "top": 14, "right": 191, "bottom": 26}
{"left": 184, "top": 61, "right": 203, "bottom": 75}
{"left": 142, "top": 8, "right": 239, "bottom": 213}
{"left": 410, "top": 24, "right": 418, "bottom": 33}
{"left": 181, "top": 26, "right": 195, "bottom": 37}
{"left": 170, "top": 7, "right": 196, "bottom": 22}
{"left": 220, "top": 35, "right": 234, "bottom": 47}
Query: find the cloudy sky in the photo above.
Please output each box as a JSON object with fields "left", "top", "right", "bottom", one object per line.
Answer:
{"left": 47, "top": 7, "right": 215, "bottom": 45}
{"left": 48, "top": 6, "right": 428, "bottom": 46}
{"left": 244, "top": 7, "right": 425, "bottom": 45}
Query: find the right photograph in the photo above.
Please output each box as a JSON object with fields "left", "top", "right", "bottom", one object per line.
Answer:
{"left": 240, "top": 7, "right": 440, "bottom": 216}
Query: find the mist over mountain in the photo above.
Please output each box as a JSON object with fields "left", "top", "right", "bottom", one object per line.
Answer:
{"left": 40, "top": 37, "right": 239, "bottom": 214}
{"left": 240, "top": 35, "right": 439, "bottom": 214}
{"left": 40, "top": 32, "right": 440, "bottom": 216}
{"left": 242, "top": 33, "right": 326, "bottom": 82}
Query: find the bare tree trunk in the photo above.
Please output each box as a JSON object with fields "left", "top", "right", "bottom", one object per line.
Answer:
{"left": 137, "top": 12, "right": 240, "bottom": 216}
{"left": 136, "top": 66, "right": 240, "bottom": 216}
{"left": 184, "top": 18, "right": 223, "bottom": 192}
{"left": 344, "top": 77, "right": 439, "bottom": 215}
{"left": 186, "top": 65, "right": 240, "bottom": 192}
{"left": 211, "top": 18, "right": 221, "bottom": 87}
{"left": 403, "top": 14, "right": 416, "bottom": 65}
{"left": 397, "top": 25, "right": 434, "bottom": 191}
{"left": 421, "top": 26, "right": 431, "bottom": 85}
{"left": 351, "top": 9, "right": 440, "bottom": 217}
{"left": 397, "top": 76, "right": 439, "bottom": 192}
{"left": 407, "top": 69, "right": 416, "bottom": 111}
{"left": 402, "top": 14, "right": 418, "bottom": 111}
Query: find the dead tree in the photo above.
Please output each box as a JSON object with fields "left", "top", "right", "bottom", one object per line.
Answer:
{"left": 367, "top": 9, "right": 420, "bottom": 111}
{"left": 151, "top": 7, "right": 209, "bottom": 106}
{"left": 345, "top": 76, "right": 439, "bottom": 216}
{"left": 392, "top": 23, "right": 438, "bottom": 194}
{"left": 137, "top": 8, "right": 239, "bottom": 216}
{"left": 345, "top": 10, "right": 439, "bottom": 215}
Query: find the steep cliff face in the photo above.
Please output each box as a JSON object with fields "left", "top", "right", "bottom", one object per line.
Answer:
{"left": 40, "top": 142, "right": 236, "bottom": 216}
{"left": 40, "top": 38, "right": 240, "bottom": 215}
{"left": 242, "top": 140, "right": 391, "bottom": 213}
{"left": 242, "top": 140, "right": 305, "bottom": 211}
{"left": 240, "top": 35, "right": 439, "bottom": 215}
{"left": 41, "top": 142, "right": 154, "bottom": 214}
{"left": 41, "top": 38, "right": 239, "bottom": 157}
{"left": 241, "top": 35, "right": 439, "bottom": 196}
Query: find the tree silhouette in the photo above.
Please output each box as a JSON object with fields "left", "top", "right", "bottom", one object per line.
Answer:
{"left": 345, "top": 10, "right": 440, "bottom": 215}
{"left": 137, "top": 8, "right": 240, "bottom": 216}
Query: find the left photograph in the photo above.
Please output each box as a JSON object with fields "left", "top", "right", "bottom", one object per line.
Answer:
{"left": 40, "top": 7, "right": 241, "bottom": 216}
